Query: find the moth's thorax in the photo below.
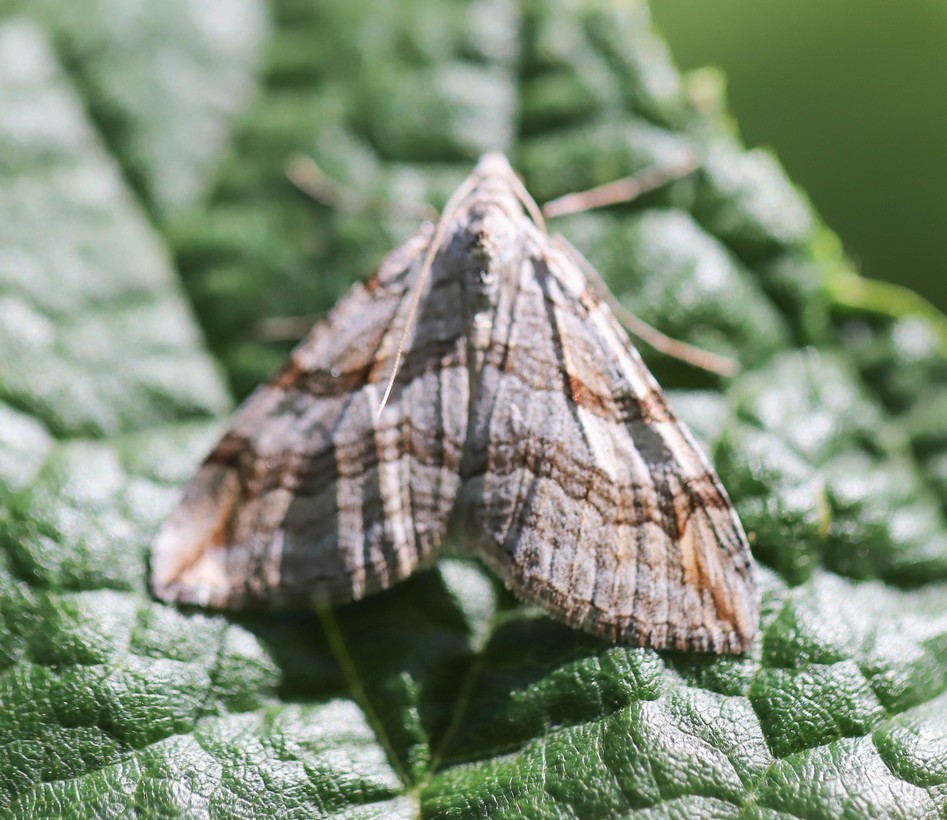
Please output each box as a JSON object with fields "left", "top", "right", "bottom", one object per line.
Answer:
{"left": 451, "top": 200, "right": 521, "bottom": 315}
{"left": 434, "top": 195, "right": 524, "bottom": 410}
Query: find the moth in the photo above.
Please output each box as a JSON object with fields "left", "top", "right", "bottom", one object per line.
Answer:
{"left": 152, "top": 154, "right": 759, "bottom": 653}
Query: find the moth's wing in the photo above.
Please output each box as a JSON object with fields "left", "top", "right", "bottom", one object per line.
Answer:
{"left": 151, "top": 232, "right": 469, "bottom": 608}
{"left": 461, "top": 236, "right": 758, "bottom": 653}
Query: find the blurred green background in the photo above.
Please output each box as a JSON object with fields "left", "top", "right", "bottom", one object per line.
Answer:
{"left": 651, "top": 0, "right": 947, "bottom": 313}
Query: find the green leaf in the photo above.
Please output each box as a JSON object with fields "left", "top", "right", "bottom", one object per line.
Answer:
{"left": 0, "top": 1, "right": 945, "bottom": 817}
{"left": 0, "top": 20, "right": 231, "bottom": 438}
{"left": 28, "top": 0, "right": 269, "bottom": 220}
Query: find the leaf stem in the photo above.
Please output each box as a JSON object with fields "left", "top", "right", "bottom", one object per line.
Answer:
{"left": 827, "top": 271, "right": 947, "bottom": 356}
{"left": 316, "top": 605, "right": 412, "bottom": 787}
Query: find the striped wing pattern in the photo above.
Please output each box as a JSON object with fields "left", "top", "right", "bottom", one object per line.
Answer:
{"left": 461, "top": 232, "right": 757, "bottom": 652}
{"left": 152, "top": 232, "right": 469, "bottom": 608}
{"left": 152, "top": 154, "right": 759, "bottom": 653}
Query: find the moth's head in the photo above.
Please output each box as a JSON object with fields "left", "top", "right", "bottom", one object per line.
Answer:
{"left": 440, "top": 151, "right": 542, "bottom": 265}
{"left": 436, "top": 156, "right": 530, "bottom": 300}
{"left": 470, "top": 152, "right": 518, "bottom": 190}
{"left": 459, "top": 153, "right": 545, "bottom": 233}
{"left": 420, "top": 153, "right": 544, "bottom": 314}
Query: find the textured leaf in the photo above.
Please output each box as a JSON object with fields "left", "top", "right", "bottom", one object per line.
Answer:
{"left": 1, "top": 1, "right": 945, "bottom": 817}
{"left": 27, "top": 0, "right": 269, "bottom": 219}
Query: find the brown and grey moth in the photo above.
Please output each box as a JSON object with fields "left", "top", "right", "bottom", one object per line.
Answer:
{"left": 151, "top": 154, "right": 759, "bottom": 653}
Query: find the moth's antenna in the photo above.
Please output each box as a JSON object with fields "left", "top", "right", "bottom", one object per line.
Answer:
{"left": 554, "top": 236, "right": 739, "bottom": 377}
{"left": 285, "top": 154, "right": 438, "bottom": 222}
{"left": 508, "top": 172, "right": 546, "bottom": 233}
{"left": 376, "top": 172, "right": 480, "bottom": 416}
{"left": 541, "top": 155, "right": 699, "bottom": 219}
{"left": 607, "top": 302, "right": 739, "bottom": 378}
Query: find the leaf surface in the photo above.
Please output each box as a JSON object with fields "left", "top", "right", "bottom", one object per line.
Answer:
{"left": 0, "top": 2, "right": 945, "bottom": 817}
